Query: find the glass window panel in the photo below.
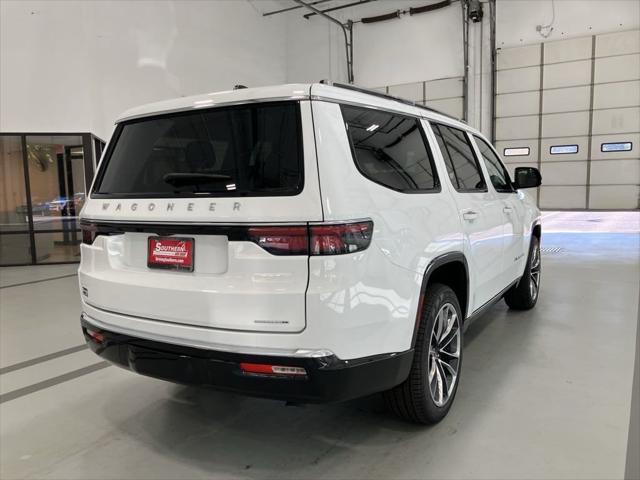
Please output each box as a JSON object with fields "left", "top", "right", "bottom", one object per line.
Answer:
{"left": 550, "top": 145, "right": 579, "bottom": 155}
{"left": 341, "top": 105, "right": 439, "bottom": 192}
{"left": 26, "top": 135, "right": 85, "bottom": 231}
{"left": 601, "top": 142, "right": 632, "bottom": 152}
{"left": 504, "top": 147, "right": 530, "bottom": 156}
{"left": 474, "top": 136, "right": 514, "bottom": 193}
{"left": 34, "top": 231, "right": 81, "bottom": 263}
{"left": 94, "top": 103, "right": 303, "bottom": 197}
{"left": 0, "top": 136, "right": 29, "bottom": 232}
{"left": 0, "top": 233, "right": 32, "bottom": 265}
{"left": 433, "top": 124, "right": 486, "bottom": 192}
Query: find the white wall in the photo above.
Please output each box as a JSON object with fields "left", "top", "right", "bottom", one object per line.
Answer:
{"left": 285, "top": 0, "right": 464, "bottom": 88}
{"left": 0, "top": 0, "right": 287, "bottom": 140}
{"left": 497, "top": 0, "right": 640, "bottom": 48}
{"left": 2, "top": 0, "right": 639, "bottom": 141}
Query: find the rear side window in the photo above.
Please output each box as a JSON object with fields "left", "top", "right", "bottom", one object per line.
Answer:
{"left": 473, "top": 136, "right": 514, "bottom": 193}
{"left": 432, "top": 124, "right": 486, "bottom": 192}
{"left": 93, "top": 102, "right": 303, "bottom": 197}
{"left": 340, "top": 105, "right": 439, "bottom": 192}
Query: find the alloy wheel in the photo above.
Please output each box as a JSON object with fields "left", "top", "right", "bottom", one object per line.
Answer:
{"left": 529, "top": 242, "right": 541, "bottom": 300}
{"left": 427, "top": 303, "right": 461, "bottom": 407}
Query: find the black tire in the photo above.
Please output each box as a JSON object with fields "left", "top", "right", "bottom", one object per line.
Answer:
{"left": 384, "top": 283, "right": 463, "bottom": 424}
{"left": 504, "top": 235, "right": 541, "bottom": 310}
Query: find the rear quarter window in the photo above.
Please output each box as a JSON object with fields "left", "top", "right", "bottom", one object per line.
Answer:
{"left": 340, "top": 104, "right": 440, "bottom": 193}
{"left": 93, "top": 102, "right": 303, "bottom": 198}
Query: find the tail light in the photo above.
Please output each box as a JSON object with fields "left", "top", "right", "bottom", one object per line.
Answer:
{"left": 310, "top": 221, "right": 373, "bottom": 255}
{"left": 248, "top": 221, "right": 373, "bottom": 256}
{"left": 247, "top": 226, "right": 309, "bottom": 255}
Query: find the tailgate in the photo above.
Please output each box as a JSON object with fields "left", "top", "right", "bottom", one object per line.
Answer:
{"left": 79, "top": 227, "right": 310, "bottom": 332}
{"left": 79, "top": 99, "right": 322, "bottom": 333}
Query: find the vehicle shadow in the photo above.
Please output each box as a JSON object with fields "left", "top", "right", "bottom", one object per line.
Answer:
{"left": 104, "top": 383, "right": 431, "bottom": 478}
{"left": 103, "top": 302, "right": 539, "bottom": 479}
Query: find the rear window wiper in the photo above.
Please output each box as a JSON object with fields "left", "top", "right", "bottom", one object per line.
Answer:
{"left": 163, "top": 172, "right": 233, "bottom": 187}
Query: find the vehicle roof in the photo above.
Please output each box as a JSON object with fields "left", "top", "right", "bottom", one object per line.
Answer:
{"left": 116, "top": 83, "right": 477, "bottom": 134}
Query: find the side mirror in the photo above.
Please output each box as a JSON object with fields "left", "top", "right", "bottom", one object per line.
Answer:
{"left": 513, "top": 167, "right": 542, "bottom": 189}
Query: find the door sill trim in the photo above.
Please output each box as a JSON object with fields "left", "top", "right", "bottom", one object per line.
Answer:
{"left": 464, "top": 279, "right": 519, "bottom": 331}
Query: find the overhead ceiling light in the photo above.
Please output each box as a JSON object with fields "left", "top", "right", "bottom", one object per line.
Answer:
{"left": 366, "top": 124, "right": 379, "bottom": 132}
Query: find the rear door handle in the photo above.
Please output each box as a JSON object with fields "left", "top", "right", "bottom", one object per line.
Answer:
{"left": 503, "top": 206, "right": 513, "bottom": 213}
{"left": 463, "top": 211, "right": 479, "bottom": 221}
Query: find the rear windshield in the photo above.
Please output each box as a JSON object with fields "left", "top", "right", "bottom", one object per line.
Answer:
{"left": 93, "top": 102, "right": 303, "bottom": 198}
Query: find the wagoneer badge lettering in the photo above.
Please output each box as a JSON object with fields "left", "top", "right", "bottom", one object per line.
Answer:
{"left": 100, "top": 201, "right": 241, "bottom": 213}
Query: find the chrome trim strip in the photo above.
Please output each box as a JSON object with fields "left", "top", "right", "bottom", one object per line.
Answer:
{"left": 81, "top": 218, "right": 374, "bottom": 227}
{"left": 83, "top": 302, "right": 304, "bottom": 335}
{"left": 81, "top": 218, "right": 307, "bottom": 226}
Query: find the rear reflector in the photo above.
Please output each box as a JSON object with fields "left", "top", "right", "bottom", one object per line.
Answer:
{"left": 86, "top": 328, "right": 104, "bottom": 343}
{"left": 240, "top": 363, "right": 307, "bottom": 376}
{"left": 247, "top": 221, "right": 373, "bottom": 256}
{"left": 81, "top": 226, "right": 97, "bottom": 245}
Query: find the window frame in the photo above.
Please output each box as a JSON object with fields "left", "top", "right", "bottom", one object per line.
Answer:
{"left": 550, "top": 144, "right": 579, "bottom": 155}
{"left": 90, "top": 101, "right": 305, "bottom": 199}
{"left": 600, "top": 141, "right": 633, "bottom": 153}
{"left": 340, "top": 104, "right": 441, "bottom": 194}
{"left": 430, "top": 122, "right": 488, "bottom": 194}
{"left": 472, "top": 134, "right": 516, "bottom": 194}
{"left": 503, "top": 147, "right": 530, "bottom": 157}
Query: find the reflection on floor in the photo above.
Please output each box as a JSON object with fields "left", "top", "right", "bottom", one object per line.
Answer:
{"left": 542, "top": 210, "right": 640, "bottom": 233}
{"left": 0, "top": 227, "right": 638, "bottom": 479}
{"left": 41, "top": 242, "right": 81, "bottom": 263}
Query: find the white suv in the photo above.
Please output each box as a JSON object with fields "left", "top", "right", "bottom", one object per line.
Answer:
{"left": 79, "top": 82, "right": 542, "bottom": 423}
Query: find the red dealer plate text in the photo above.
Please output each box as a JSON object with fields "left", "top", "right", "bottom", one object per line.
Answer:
{"left": 147, "top": 237, "right": 194, "bottom": 272}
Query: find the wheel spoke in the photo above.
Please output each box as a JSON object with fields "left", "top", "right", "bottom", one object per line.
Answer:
{"left": 436, "top": 360, "right": 450, "bottom": 398}
{"left": 435, "top": 308, "right": 445, "bottom": 341}
{"left": 439, "top": 310, "right": 456, "bottom": 346}
{"left": 428, "top": 354, "right": 437, "bottom": 383}
{"left": 531, "top": 246, "right": 541, "bottom": 270}
{"left": 438, "top": 358, "right": 457, "bottom": 379}
{"left": 439, "top": 317, "right": 458, "bottom": 350}
{"left": 434, "top": 361, "right": 445, "bottom": 405}
{"left": 530, "top": 275, "right": 537, "bottom": 298}
{"left": 440, "top": 345, "right": 460, "bottom": 359}
{"left": 427, "top": 302, "right": 462, "bottom": 407}
{"left": 431, "top": 326, "right": 439, "bottom": 346}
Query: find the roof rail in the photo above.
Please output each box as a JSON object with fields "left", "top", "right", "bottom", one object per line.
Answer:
{"left": 319, "top": 79, "right": 464, "bottom": 123}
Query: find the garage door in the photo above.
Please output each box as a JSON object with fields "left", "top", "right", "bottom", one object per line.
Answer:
{"left": 495, "top": 29, "right": 640, "bottom": 210}
{"left": 376, "top": 76, "right": 464, "bottom": 120}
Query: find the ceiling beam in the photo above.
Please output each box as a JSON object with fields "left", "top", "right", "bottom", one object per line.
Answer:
{"left": 262, "top": 0, "right": 331, "bottom": 17}
{"left": 303, "top": 0, "right": 376, "bottom": 20}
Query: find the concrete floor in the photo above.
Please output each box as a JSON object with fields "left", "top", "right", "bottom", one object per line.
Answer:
{"left": 0, "top": 229, "right": 638, "bottom": 479}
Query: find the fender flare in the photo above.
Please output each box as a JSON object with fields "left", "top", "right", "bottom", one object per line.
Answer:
{"left": 531, "top": 218, "right": 542, "bottom": 236}
{"left": 529, "top": 218, "right": 542, "bottom": 252}
{"left": 410, "top": 252, "right": 469, "bottom": 348}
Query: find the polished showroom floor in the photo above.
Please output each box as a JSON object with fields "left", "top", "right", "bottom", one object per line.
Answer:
{"left": 1, "top": 214, "right": 638, "bottom": 479}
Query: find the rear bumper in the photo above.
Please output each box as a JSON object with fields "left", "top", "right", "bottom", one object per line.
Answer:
{"left": 81, "top": 315, "right": 413, "bottom": 403}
